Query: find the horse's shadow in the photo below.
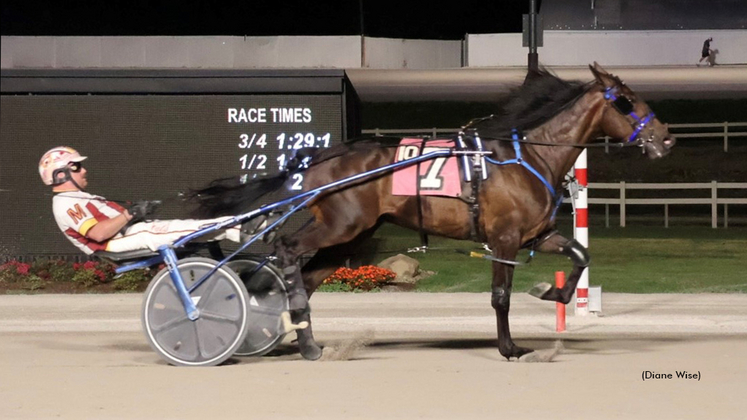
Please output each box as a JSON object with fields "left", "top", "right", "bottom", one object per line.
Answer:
{"left": 264, "top": 335, "right": 692, "bottom": 354}
{"left": 101, "top": 336, "right": 705, "bottom": 365}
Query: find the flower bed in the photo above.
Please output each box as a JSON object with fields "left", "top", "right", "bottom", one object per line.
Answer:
{"left": 0, "top": 259, "right": 153, "bottom": 293}
{"left": 1, "top": 259, "right": 397, "bottom": 294}
{"left": 321, "top": 265, "right": 396, "bottom": 292}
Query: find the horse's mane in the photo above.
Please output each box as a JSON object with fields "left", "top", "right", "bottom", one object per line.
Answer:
{"left": 469, "top": 68, "right": 593, "bottom": 136}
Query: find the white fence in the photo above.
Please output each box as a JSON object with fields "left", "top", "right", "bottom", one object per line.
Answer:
{"left": 662, "top": 122, "right": 747, "bottom": 153}
{"left": 581, "top": 182, "right": 747, "bottom": 228}
{"left": 362, "top": 121, "right": 747, "bottom": 152}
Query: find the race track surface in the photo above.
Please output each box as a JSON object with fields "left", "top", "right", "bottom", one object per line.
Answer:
{"left": 1, "top": 293, "right": 745, "bottom": 420}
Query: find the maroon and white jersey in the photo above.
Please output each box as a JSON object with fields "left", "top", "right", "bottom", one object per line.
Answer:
{"left": 52, "top": 191, "right": 243, "bottom": 255}
{"left": 52, "top": 191, "right": 126, "bottom": 254}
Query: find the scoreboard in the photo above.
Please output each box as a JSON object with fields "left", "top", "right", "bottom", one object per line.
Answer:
{"left": 0, "top": 69, "right": 360, "bottom": 258}
{"left": 225, "top": 101, "right": 339, "bottom": 188}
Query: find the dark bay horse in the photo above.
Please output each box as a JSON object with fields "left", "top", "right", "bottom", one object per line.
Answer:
{"left": 190, "top": 63, "right": 675, "bottom": 361}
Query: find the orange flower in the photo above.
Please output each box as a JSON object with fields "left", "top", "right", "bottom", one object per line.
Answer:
{"left": 322, "top": 265, "right": 396, "bottom": 291}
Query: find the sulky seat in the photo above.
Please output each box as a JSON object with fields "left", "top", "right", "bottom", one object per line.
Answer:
{"left": 93, "top": 242, "right": 226, "bottom": 265}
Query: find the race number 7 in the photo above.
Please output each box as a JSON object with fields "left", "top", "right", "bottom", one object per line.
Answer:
{"left": 397, "top": 145, "right": 446, "bottom": 190}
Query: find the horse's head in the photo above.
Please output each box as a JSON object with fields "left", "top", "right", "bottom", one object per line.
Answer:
{"left": 589, "top": 62, "right": 676, "bottom": 158}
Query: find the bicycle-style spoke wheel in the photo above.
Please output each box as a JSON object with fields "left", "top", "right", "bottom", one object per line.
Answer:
{"left": 142, "top": 257, "right": 249, "bottom": 367}
{"left": 227, "top": 259, "right": 289, "bottom": 357}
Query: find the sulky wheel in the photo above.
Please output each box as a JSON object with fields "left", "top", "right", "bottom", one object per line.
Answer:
{"left": 141, "top": 257, "right": 250, "bottom": 367}
{"left": 227, "top": 258, "right": 289, "bottom": 357}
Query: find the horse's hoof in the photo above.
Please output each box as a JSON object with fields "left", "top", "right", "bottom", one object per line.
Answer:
{"left": 500, "top": 344, "right": 534, "bottom": 361}
{"left": 299, "top": 342, "right": 324, "bottom": 361}
{"left": 528, "top": 282, "right": 552, "bottom": 299}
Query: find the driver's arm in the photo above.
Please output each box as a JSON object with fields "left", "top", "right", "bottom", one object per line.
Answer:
{"left": 86, "top": 210, "right": 133, "bottom": 242}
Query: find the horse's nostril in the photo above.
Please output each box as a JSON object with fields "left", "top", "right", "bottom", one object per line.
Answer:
{"left": 664, "top": 137, "right": 676, "bottom": 148}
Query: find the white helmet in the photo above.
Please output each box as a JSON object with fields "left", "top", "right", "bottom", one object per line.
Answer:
{"left": 39, "top": 146, "right": 87, "bottom": 186}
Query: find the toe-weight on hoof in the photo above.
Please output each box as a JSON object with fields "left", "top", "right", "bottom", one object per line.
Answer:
{"left": 528, "top": 282, "right": 552, "bottom": 299}
{"left": 281, "top": 311, "right": 309, "bottom": 333}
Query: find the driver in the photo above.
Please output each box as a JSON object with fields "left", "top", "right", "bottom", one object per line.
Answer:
{"left": 40, "top": 146, "right": 254, "bottom": 255}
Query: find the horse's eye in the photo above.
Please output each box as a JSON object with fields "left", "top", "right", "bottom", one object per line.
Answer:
{"left": 612, "top": 97, "right": 634, "bottom": 115}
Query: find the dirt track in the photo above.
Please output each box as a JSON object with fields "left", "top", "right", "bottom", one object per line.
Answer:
{"left": 1, "top": 293, "right": 745, "bottom": 420}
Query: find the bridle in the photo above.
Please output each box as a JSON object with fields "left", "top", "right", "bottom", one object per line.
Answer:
{"left": 603, "top": 86, "right": 657, "bottom": 147}
{"left": 463, "top": 84, "right": 659, "bottom": 150}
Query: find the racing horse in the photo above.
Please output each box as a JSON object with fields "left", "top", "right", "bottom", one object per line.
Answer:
{"left": 190, "top": 63, "right": 675, "bottom": 361}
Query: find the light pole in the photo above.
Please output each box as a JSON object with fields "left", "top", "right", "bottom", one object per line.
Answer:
{"left": 528, "top": 0, "right": 539, "bottom": 71}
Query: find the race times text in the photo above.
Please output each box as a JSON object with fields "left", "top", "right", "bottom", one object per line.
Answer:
{"left": 237, "top": 132, "right": 332, "bottom": 173}
{"left": 238, "top": 133, "right": 331, "bottom": 150}
{"left": 227, "top": 107, "right": 312, "bottom": 123}
{"left": 226, "top": 101, "right": 340, "bottom": 191}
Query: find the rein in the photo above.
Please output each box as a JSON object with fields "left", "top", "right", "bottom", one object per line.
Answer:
{"left": 480, "top": 134, "right": 634, "bottom": 149}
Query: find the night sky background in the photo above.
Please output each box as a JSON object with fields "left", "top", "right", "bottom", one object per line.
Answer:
{"left": 1, "top": 0, "right": 533, "bottom": 38}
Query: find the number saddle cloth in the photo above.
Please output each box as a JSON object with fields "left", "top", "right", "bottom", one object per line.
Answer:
{"left": 391, "top": 137, "right": 488, "bottom": 201}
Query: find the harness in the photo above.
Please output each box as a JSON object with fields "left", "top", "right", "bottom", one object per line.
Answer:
{"left": 409, "top": 133, "right": 492, "bottom": 247}
{"left": 415, "top": 139, "right": 429, "bottom": 248}
{"left": 453, "top": 86, "right": 659, "bottom": 245}
{"left": 485, "top": 129, "right": 565, "bottom": 221}
{"left": 456, "top": 130, "right": 489, "bottom": 242}
{"left": 399, "top": 84, "right": 661, "bottom": 259}
{"left": 455, "top": 129, "right": 564, "bottom": 243}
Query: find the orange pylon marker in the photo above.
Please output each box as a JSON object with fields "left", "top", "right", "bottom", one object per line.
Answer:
{"left": 556, "top": 271, "right": 566, "bottom": 332}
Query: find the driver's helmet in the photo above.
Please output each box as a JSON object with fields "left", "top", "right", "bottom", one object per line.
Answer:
{"left": 39, "top": 146, "right": 87, "bottom": 186}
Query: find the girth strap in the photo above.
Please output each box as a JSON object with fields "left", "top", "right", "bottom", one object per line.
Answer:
{"left": 415, "top": 138, "right": 429, "bottom": 248}
{"left": 458, "top": 131, "right": 488, "bottom": 243}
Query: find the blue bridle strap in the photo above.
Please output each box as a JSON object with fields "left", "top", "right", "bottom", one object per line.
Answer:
{"left": 484, "top": 130, "right": 557, "bottom": 198}
{"left": 628, "top": 113, "right": 655, "bottom": 143}
{"left": 603, "top": 87, "right": 656, "bottom": 143}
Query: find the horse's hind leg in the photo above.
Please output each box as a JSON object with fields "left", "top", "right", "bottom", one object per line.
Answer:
{"left": 275, "top": 219, "right": 379, "bottom": 360}
{"left": 275, "top": 235, "right": 323, "bottom": 360}
{"left": 528, "top": 232, "right": 590, "bottom": 304}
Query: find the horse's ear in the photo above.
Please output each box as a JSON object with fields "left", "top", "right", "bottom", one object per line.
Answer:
{"left": 589, "top": 62, "right": 613, "bottom": 86}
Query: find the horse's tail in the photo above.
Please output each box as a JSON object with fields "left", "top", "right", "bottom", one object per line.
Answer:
{"left": 185, "top": 147, "right": 326, "bottom": 217}
{"left": 186, "top": 172, "right": 289, "bottom": 218}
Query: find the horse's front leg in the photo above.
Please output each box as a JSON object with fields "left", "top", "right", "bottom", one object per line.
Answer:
{"left": 275, "top": 236, "right": 323, "bottom": 360}
{"left": 528, "top": 232, "right": 590, "bottom": 304}
{"left": 490, "top": 239, "right": 534, "bottom": 360}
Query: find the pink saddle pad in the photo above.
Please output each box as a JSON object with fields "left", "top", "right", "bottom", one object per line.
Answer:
{"left": 392, "top": 138, "right": 462, "bottom": 197}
